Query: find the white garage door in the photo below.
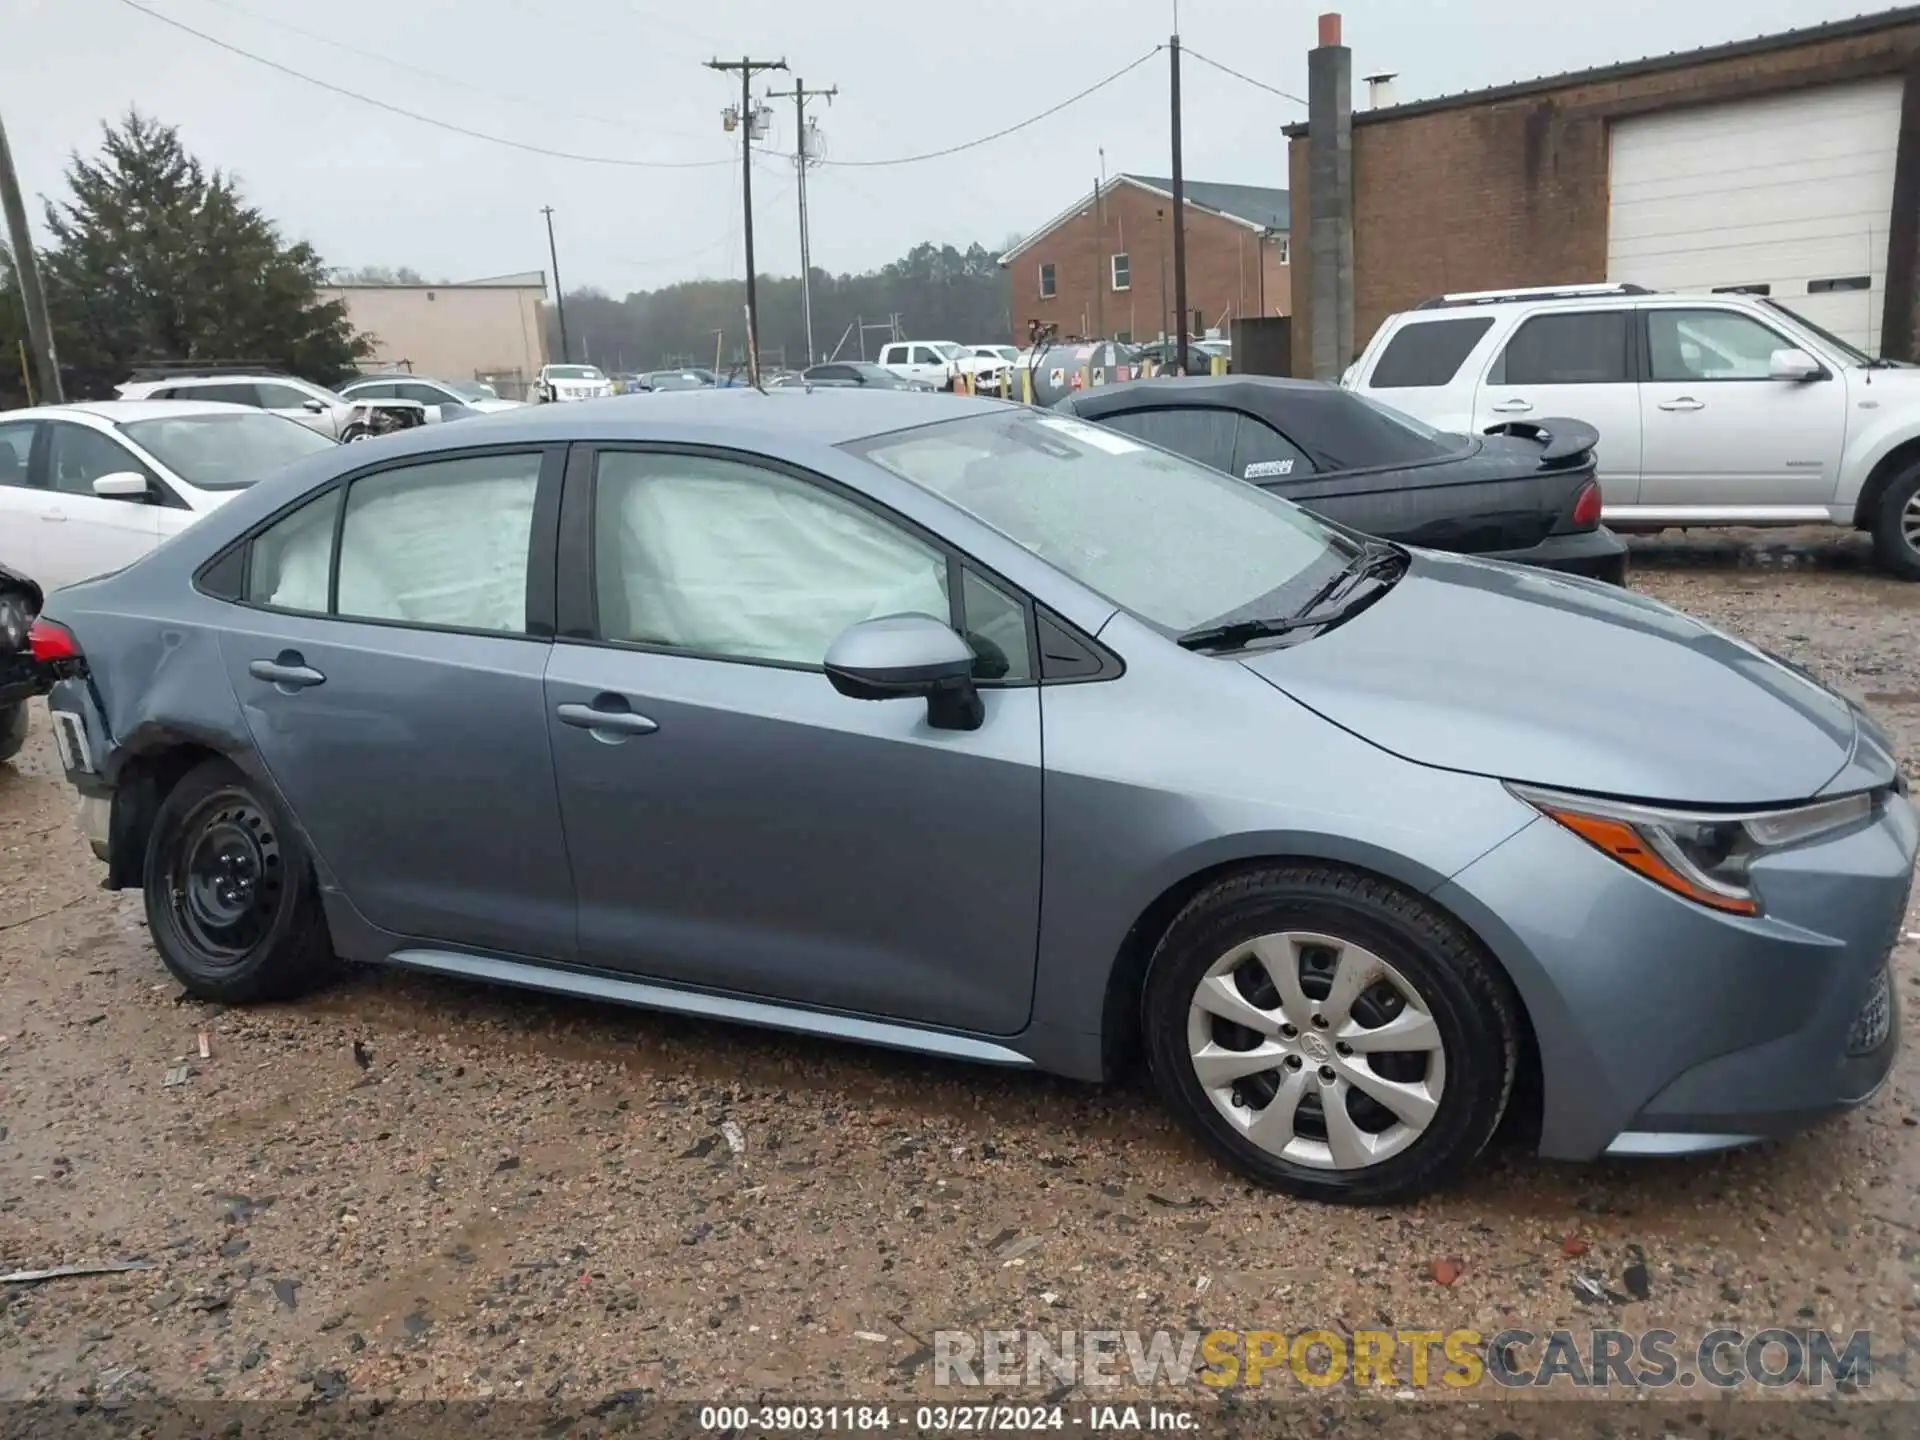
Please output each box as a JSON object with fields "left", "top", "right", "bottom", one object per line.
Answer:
{"left": 1608, "top": 79, "right": 1905, "bottom": 354}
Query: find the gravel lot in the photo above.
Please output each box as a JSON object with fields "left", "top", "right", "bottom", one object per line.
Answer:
{"left": 2, "top": 532, "right": 1918, "bottom": 1431}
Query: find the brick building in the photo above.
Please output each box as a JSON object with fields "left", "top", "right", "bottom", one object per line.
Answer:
{"left": 1286, "top": 7, "right": 1920, "bottom": 377}
{"left": 998, "top": 174, "right": 1290, "bottom": 345}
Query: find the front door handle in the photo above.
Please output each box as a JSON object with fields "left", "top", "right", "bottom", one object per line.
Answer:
{"left": 248, "top": 651, "right": 326, "bottom": 691}
{"left": 1489, "top": 399, "right": 1533, "bottom": 414}
{"left": 556, "top": 701, "right": 658, "bottom": 739}
{"left": 1658, "top": 397, "right": 1706, "bottom": 412}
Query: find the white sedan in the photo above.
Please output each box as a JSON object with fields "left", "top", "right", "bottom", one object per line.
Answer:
{"left": 0, "top": 401, "right": 337, "bottom": 593}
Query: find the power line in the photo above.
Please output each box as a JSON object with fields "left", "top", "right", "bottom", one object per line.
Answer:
{"left": 181, "top": 0, "right": 716, "bottom": 144}
{"left": 1181, "top": 48, "right": 1308, "bottom": 106}
{"left": 816, "top": 49, "right": 1163, "bottom": 167}
{"left": 113, "top": 0, "right": 735, "bottom": 168}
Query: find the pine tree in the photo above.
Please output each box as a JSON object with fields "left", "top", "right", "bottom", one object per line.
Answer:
{"left": 37, "top": 111, "right": 368, "bottom": 398}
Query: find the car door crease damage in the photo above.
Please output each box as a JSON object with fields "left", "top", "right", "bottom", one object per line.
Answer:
{"left": 36, "top": 390, "right": 1916, "bottom": 1204}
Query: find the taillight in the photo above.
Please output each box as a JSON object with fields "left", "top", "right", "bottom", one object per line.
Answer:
{"left": 27, "top": 617, "right": 82, "bottom": 663}
{"left": 1571, "top": 479, "right": 1603, "bottom": 529}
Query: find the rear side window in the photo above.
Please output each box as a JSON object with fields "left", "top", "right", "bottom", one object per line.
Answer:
{"left": 1369, "top": 317, "right": 1494, "bottom": 388}
{"left": 1230, "top": 417, "right": 1313, "bottom": 480}
{"left": 241, "top": 453, "right": 543, "bottom": 632}
{"left": 1490, "top": 312, "right": 1632, "bottom": 385}
{"left": 1094, "top": 408, "right": 1238, "bottom": 473}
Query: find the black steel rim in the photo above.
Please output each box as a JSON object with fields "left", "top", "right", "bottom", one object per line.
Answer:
{"left": 167, "top": 788, "right": 283, "bottom": 965}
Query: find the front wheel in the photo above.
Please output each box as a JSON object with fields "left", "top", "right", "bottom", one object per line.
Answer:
{"left": 1870, "top": 463, "right": 1920, "bottom": 581}
{"left": 143, "top": 757, "right": 339, "bottom": 1003}
{"left": 1143, "top": 865, "right": 1520, "bottom": 1204}
{"left": 340, "top": 423, "right": 372, "bottom": 443}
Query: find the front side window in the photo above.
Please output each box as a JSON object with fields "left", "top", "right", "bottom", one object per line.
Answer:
{"left": 256, "top": 382, "right": 329, "bottom": 410}
{"left": 1039, "top": 262, "right": 1056, "bottom": 299}
{"left": 343, "top": 381, "right": 396, "bottom": 399}
{"left": 851, "top": 410, "right": 1344, "bottom": 634}
{"left": 592, "top": 452, "right": 949, "bottom": 668}
{"left": 120, "top": 412, "right": 336, "bottom": 490}
{"left": 243, "top": 453, "right": 541, "bottom": 632}
{"left": 1230, "top": 416, "right": 1314, "bottom": 481}
{"left": 1647, "top": 309, "right": 1795, "bottom": 381}
{"left": 1369, "top": 317, "right": 1494, "bottom": 388}
{"left": 1490, "top": 311, "right": 1632, "bottom": 386}
{"left": 1111, "top": 252, "right": 1130, "bottom": 291}
{"left": 910, "top": 346, "right": 941, "bottom": 366}
{"left": 188, "top": 382, "right": 264, "bottom": 407}
{"left": 46, "top": 423, "right": 148, "bottom": 498}
{"left": 395, "top": 382, "right": 453, "bottom": 405}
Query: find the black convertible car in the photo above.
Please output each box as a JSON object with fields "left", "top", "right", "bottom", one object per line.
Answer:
{"left": 1052, "top": 376, "right": 1628, "bottom": 583}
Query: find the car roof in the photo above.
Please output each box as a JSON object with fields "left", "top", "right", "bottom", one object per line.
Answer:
{"left": 368, "top": 386, "right": 1016, "bottom": 449}
{"left": 6, "top": 399, "right": 265, "bottom": 422}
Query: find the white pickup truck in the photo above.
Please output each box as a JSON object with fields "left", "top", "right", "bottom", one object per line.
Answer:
{"left": 1345, "top": 284, "right": 1920, "bottom": 578}
{"left": 876, "top": 341, "right": 1009, "bottom": 393}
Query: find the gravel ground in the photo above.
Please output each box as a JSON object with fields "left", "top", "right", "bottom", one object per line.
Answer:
{"left": 2, "top": 532, "right": 1918, "bottom": 1434}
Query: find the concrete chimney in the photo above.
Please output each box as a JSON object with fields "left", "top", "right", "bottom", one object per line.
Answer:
{"left": 1308, "top": 12, "right": 1355, "bottom": 380}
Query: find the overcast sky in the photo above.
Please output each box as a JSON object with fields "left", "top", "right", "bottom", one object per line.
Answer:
{"left": 4, "top": 0, "right": 1892, "bottom": 296}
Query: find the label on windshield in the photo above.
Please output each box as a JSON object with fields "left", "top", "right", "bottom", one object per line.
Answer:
{"left": 1036, "top": 415, "right": 1142, "bottom": 455}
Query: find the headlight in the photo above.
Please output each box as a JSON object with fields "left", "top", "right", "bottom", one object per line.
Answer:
{"left": 1508, "top": 783, "right": 1875, "bottom": 916}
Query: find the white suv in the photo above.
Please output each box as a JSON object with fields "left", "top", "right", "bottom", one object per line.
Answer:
{"left": 1345, "top": 284, "right": 1920, "bottom": 578}
{"left": 116, "top": 372, "right": 424, "bottom": 442}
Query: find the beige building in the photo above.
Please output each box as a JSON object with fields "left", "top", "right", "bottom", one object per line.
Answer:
{"left": 319, "top": 271, "right": 551, "bottom": 398}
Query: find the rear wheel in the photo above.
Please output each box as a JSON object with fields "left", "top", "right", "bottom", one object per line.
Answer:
{"left": 1870, "top": 462, "right": 1920, "bottom": 581}
{"left": 0, "top": 701, "right": 27, "bottom": 764}
{"left": 143, "top": 757, "right": 338, "bottom": 1003}
{"left": 1143, "top": 865, "right": 1519, "bottom": 1203}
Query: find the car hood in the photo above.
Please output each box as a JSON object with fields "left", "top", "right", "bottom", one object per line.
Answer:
{"left": 1239, "top": 548, "right": 1869, "bottom": 805}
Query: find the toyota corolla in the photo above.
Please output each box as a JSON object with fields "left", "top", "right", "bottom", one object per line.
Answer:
{"left": 35, "top": 389, "right": 1913, "bottom": 1202}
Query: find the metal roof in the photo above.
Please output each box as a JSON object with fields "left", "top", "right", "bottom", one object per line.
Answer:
{"left": 998, "top": 174, "right": 1289, "bottom": 265}
{"left": 1283, "top": 5, "right": 1920, "bottom": 136}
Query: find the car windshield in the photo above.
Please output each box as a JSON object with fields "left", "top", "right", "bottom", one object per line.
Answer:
{"left": 931, "top": 343, "right": 966, "bottom": 360}
{"left": 849, "top": 409, "right": 1348, "bottom": 632}
{"left": 1278, "top": 388, "right": 1464, "bottom": 470}
{"left": 444, "top": 379, "right": 498, "bottom": 400}
{"left": 548, "top": 366, "right": 604, "bottom": 380}
{"left": 120, "top": 411, "right": 338, "bottom": 490}
{"left": 645, "top": 373, "right": 708, "bottom": 390}
{"left": 1761, "top": 298, "right": 1874, "bottom": 365}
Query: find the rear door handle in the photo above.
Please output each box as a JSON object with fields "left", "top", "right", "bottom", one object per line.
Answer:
{"left": 1489, "top": 399, "right": 1533, "bottom": 414}
{"left": 1658, "top": 397, "right": 1706, "bottom": 412}
{"left": 248, "top": 652, "right": 326, "bottom": 691}
{"left": 556, "top": 701, "right": 658, "bottom": 738}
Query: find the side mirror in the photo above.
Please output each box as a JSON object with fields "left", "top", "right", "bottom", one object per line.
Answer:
{"left": 302, "top": 399, "right": 326, "bottom": 412}
{"left": 91, "top": 471, "right": 151, "bottom": 501}
{"left": 1770, "top": 347, "right": 1823, "bottom": 382}
{"left": 824, "top": 613, "right": 983, "bottom": 731}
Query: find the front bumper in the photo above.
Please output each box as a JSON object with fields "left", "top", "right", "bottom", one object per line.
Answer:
{"left": 1435, "top": 786, "right": 1915, "bottom": 1161}
{"left": 1485, "top": 526, "right": 1630, "bottom": 585}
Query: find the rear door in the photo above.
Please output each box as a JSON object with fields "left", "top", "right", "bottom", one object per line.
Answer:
{"left": 37, "top": 420, "right": 166, "bottom": 589}
{"left": 542, "top": 444, "right": 1044, "bottom": 1035}
{"left": 1472, "top": 309, "right": 1644, "bottom": 501}
{"left": 211, "top": 445, "right": 577, "bottom": 959}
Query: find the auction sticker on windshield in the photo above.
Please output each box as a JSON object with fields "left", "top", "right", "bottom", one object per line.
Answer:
{"left": 1036, "top": 414, "right": 1143, "bottom": 455}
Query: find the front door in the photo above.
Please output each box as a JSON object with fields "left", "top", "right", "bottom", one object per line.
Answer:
{"left": 214, "top": 447, "right": 577, "bottom": 958}
{"left": 1471, "top": 308, "right": 1645, "bottom": 503}
{"left": 1637, "top": 306, "right": 1850, "bottom": 509}
{"left": 544, "top": 446, "right": 1044, "bottom": 1035}
{"left": 35, "top": 420, "right": 166, "bottom": 589}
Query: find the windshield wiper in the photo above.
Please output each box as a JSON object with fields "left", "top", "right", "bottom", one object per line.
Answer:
{"left": 1177, "top": 541, "right": 1406, "bottom": 653}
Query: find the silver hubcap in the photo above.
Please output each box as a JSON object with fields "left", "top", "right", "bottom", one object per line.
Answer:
{"left": 1186, "top": 932, "right": 1446, "bottom": 1170}
{"left": 1903, "top": 491, "right": 1920, "bottom": 554}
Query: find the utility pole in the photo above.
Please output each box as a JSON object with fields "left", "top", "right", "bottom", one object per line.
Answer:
{"left": 541, "top": 206, "right": 569, "bottom": 363}
{"left": 1168, "top": 31, "right": 1190, "bottom": 376}
{"left": 707, "top": 55, "right": 787, "bottom": 385}
{"left": 766, "top": 77, "right": 836, "bottom": 365}
{"left": 0, "top": 112, "right": 62, "bottom": 404}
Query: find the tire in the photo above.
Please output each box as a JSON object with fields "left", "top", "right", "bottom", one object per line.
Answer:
{"left": 143, "top": 756, "right": 339, "bottom": 1003}
{"left": 0, "top": 701, "right": 27, "bottom": 765}
{"left": 341, "top": 423, "right": 372, "bottom": 444}
{"left": 1142, "top": 864, "right": 1519, "bottom": 1204}
{"left": 1870, "top": 462, "right": 1920, "bottom": 581}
